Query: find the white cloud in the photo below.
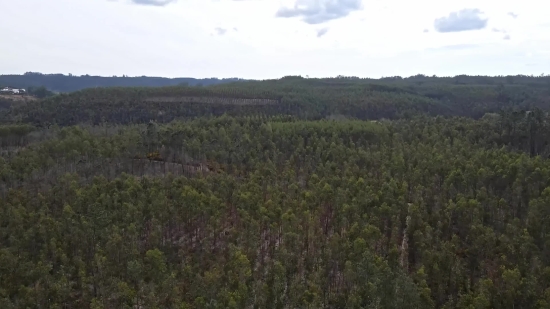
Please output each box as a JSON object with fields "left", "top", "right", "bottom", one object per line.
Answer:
{"left": 276, "top": 0, "right": 362, "bottom": 24}
{"left": 434, "top": 9, "right": 488, "bottom": 33}
{"left": 0, "top": 0, "right": 549, "bottom": 79}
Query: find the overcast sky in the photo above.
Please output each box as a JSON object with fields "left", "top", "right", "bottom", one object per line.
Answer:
{"left": 1, "top": 0, "right": 549, "bottom": 79}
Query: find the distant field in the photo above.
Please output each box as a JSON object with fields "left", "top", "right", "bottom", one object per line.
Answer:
{"left": 0, "top": 95, "right": 37, "bottom": 102}
{"left": 144, "top": 96, "right": 280, "bottom": 105}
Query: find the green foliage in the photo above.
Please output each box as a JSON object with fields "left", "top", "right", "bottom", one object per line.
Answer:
{"left": 6, "top": 75, "right": 550, "bottom": 127}
{"left": 26, "top": 86, "right": 55, "bottom": 99}
{"left": 2, "top": 76, "right": 550, "bottom": 307}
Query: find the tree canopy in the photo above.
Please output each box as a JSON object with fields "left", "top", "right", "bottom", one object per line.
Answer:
{"left": 1, "top": 74, "right": 550, "bottom": 308}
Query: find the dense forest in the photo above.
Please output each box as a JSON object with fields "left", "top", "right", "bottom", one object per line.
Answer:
{"left": 0, "top": 72, "right": 246, "bottom": 93}
{"left": 2, "top": 74, "right": 549, "bottom": 127}
{"left": 1, "top": 75, "right": 550, "bottom": 308}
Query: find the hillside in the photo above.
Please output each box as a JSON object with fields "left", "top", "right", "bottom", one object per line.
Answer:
{"left": 0, "top": 72, "right": 246, "bottom": 93}
{"left": 2, "top": 75, "right": 550, "bottom": 308}
{"left": 0, "top": 94, "right": 37, "bottom": 111}
{"left": 5, "top": 74, "right": 550, "bottom": 126}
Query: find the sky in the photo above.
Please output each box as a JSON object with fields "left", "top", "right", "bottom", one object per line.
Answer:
{"left": 1, "top": 0, "right": 549, "bottom": 79}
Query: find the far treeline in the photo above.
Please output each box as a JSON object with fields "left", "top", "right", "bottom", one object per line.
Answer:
{"left": 1, "top": 74, "right": 550, "bottom": 308}
{"left": 1, "top": 74, "right": 550, "bottom": 126}
{"left": 0, "top": 72, "right": 246, "bottom": 93}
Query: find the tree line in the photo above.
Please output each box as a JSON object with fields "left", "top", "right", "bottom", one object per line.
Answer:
{"left": 3, "top": 75, "right": 550, "bottom": 127}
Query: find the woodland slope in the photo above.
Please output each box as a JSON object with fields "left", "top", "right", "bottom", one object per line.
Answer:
{"left": 1, "top": 75, "right": 550, "bottom": 308}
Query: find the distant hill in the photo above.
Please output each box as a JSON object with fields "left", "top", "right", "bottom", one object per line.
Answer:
{"left": 5, "top": 74, "right": 550, "bottom": 126}
{"left": 0, "top": 72, "right": 247, "bottom": 93}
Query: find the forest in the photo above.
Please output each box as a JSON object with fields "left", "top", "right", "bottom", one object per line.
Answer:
{"left": 1, "top": 74, "right": 550, "bottom": 308}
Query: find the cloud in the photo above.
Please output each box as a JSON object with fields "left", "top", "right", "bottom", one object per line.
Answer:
{"left": 215, "top": 27, "right": 227, "bottom": 35}
{"left": 130, "top": 0, "right": 177, "bottom": 6}
{"left": 316, "top": 28, "right": 329, "bottom": 37}
{"left": 508, "top": 12, "right": 518, "bottom": 18}
{"left": 276, "top": 0, "right": 362, "bottom": 24}
{"left": 427, "top": 44, "right": 480, "bottom": 52}
{"left": 434, "top": 9, "right": 488, "bottom": 33}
